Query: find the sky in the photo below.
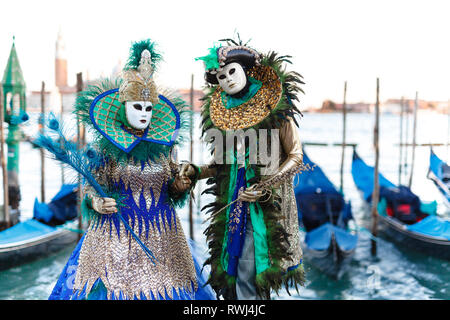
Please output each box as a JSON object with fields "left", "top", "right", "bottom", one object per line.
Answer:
{"left": 0, "top": 0, "right": 449, "bottom": 109}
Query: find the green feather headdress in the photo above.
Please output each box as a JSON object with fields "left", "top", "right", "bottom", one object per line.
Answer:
{"left": 124, "top": 39, "right": 163, "bottom": 71}
{"left": 74, "top": 78, "right": 190, "bottom": 163}
{"left": 195, "top": 44, "right": 221, "bottom": 71}
{"left": 73, "top": 39, "right": 190, "bottom": 163}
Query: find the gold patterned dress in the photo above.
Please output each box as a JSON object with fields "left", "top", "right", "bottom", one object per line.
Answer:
{"left": 46, "top": 39, "right": 216, "bottom": 300}
{"left": 49, "top": 152, "right": 215, "bottom": 300}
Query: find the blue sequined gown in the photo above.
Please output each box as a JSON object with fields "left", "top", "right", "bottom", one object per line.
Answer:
{"left": 49, "top": 154, "right": 215, "bottom": 300}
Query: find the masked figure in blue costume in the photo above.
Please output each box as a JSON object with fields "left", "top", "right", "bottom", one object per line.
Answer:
{"left": 48, "top": 39, "right": 215, "bottom": 300}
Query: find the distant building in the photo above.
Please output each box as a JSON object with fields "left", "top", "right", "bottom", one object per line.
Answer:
{"left": 1, "top": 38, "right": 27, "bottom": 116}
{"left": 321, "top": 100, "right": 371, "bottom": 113}
{"left": 383, "top": 98, "right": 441, "bottom": 114}
{"left": 54, "top": 28, "right": 76, "bottom": 109}
{"left": 320, "top": 99, "right": 337, "bottom": 112}
{"left": 27, "top": 91, "right": 52, "bottom": 112}
{"left": 28, "top": 29, "right": 76, "bottom": 113}
{"left": 318, "top": 98, "right": 449, "bottom": 114}
{"left": 382, "top": 100, "right": 402, "bottom": 114}
{"left": 435, "top": 101, "right": 450, "bottom": 113}
{"left": 55, "top": 28, "right": 68, "bottom": 90}
{"left": 27, "top": 90, "right": 76, "bottom": 114}
{"left": 1, "top": 38, "right": 27, "bottom": 212}
{"left": 346, "top": 102, "right": 371, "bottom": 113}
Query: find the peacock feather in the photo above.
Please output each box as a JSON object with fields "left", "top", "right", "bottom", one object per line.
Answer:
{"left": 34, "top": 113, "right": 158, "bottom": 265}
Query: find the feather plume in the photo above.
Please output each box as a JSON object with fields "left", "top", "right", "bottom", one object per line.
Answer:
{"left": 124, "top": 39, "right": 163, "bottom": 71}
{"left": 34, "top": 113, "right": 158, "bottom": 265}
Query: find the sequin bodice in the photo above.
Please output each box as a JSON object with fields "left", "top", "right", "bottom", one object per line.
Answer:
{"left": 74, "top": 155, "right": 197, "bottom": 300}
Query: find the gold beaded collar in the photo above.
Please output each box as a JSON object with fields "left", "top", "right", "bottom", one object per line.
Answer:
{"left": 123, "top": 125, "right": 146, "bottom": 138}
{"left": 209, "top": 65, "right": 282, "bottom": 131}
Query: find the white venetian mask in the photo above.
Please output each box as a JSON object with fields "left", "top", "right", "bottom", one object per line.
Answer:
{"left": 216, "top": 62, "right": 247, "bottom": 95}
{"left": 125, "top": 101, "right": 153, "bottom": 130}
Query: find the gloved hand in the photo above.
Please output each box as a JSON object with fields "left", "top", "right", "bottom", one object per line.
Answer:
{"left": 179, "top": 163, "right": 197, "bottom": 179}
{"left": 239, "top": 184, "right": 264, "bottom": 202}
{"left": 91, "top": 196, "right": 118, "bottom": 214}
{"left": 171, "top": 174, "right": 192, "bottom": 193}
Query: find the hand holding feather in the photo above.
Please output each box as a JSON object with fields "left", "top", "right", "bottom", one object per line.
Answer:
{"left": 91, "top": 196, "right": 118, "bottom": 214}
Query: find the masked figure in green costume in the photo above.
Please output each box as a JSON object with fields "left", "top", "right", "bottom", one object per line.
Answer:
{"left": 182, "top": 38, "right": 307, "bottom": 299}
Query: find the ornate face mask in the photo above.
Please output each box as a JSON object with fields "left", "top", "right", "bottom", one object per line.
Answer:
{"left": 216, "top": 62, "right": 247, "bottom": 95}
{"left": 125, "top": 101, "right": 153, "bottom": 130}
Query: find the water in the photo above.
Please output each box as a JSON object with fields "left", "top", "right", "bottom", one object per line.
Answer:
{"left": 0, "top": 110, "right": 449, "bottom": 300}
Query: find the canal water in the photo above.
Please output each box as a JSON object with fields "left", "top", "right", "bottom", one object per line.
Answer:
{"left": 0, "top": 110, "right": 449, "bottom": 300}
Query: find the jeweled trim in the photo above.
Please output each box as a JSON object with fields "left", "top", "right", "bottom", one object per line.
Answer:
{"left": 209, "top": 65, "right": 282, "bottom": 130}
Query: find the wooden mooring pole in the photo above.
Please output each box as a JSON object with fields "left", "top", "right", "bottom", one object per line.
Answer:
{"left": 398, "top": 96, "right": 404, "bottom": 185}
{"left": 60, "top": 94, "right": 65, "bottom": 185}
{"left": 371, "top": 78, "right": 380, "bottom": 256}
{"left": 189, "top": 74, "right": 194, "bottom": 240}
{"left": 0, "top": 86, "right": 10, "bottom": 228}
{"left": 40, "top": 81, "right": 46, "bottom": 203}
{"left": 403, "top": 99, "right": 410, "bottom": 181}
{"left": 76, "top": 73, "right": 84, "bottom": 239}
{"left": 447, "top": 99, "right": 450, "bottom": 161}
{"left": 408, "top": 92, "right": 418, "bottom": 188}
{"left": 339, "top": 81, "right": 347, "bottom": 193}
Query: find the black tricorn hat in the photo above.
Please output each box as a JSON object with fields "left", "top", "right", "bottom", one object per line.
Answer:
{"left": 205, "top": 46, "right": 261, "bottom": 84}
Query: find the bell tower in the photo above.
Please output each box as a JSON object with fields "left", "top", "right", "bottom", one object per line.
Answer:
{"left": 1, "top": 37, "right": 28, "bottom": 214}
{"left": 2, "top": 36, "right": 26, "bottom": 119}
{"left": 55, "top": 28, "right": 68, "bottom": 89}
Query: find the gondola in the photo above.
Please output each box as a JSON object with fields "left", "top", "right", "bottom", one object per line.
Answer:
{"left": 351, "top": 150, "right": 450, "bottom": 260}
{"left": 427, "top": 148, "right": 450, "bottom": 208}
{"left": 294, "top": 150, "right": 357, "bottom": 280}
{"left": 0, "top": 184, "right": 79, "bottom": 270}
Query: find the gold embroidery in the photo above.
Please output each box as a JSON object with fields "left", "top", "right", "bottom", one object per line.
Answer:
{"left": 100, "top": 154, "right": 172, "bottom": 210}
{"left": 209, "top": 65, "right": 282, "bottom": 130}
{"left": 74, "top": 155, "right": 197, "bottom": 299}
{"left": 74, "top": 205, "right": 197, "bottom": 300}
{"left": 278, "top": 179, "right": 303, "bottom": 270}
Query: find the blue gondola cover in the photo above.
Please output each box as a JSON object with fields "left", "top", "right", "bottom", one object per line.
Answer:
{"left": 352, "top": 150, "right": 450, "bottom": 241}
{"left": 428, "top": 149, "right": 450, "bottom": 202}
{"left": 351, "top": 152, "right": 395, "bottom": 201}
{"left": 295, "top": 150, "right": 357, "bottom": 252}
{"left": 407, "top": 216, "right": 450, "bottom": 240}
{"left": 33, "top": 184, "right": 78, "bottom": 225}
{"left": 294, "top": 152, "right": 341, "bottom": 197}
{"left": 305, "top": 223, "right": 357, "bottom": 251}
{"left": 0, "top": 219, "right": 56, "bottom": 245}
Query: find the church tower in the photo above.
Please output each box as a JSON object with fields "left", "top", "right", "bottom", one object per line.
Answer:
{"left": 55, "top": 28, "right": 68, "bottom": 89}
{"left": 1, "top": 37, "right": 27, "bottom": 213}
{"left": 2, "top": 36, "right": 26, "bottom": 118}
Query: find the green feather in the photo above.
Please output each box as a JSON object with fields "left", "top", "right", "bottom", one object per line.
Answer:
{"left": 124, "top": 39, "right": 163, "bottom": 71}
{"left": 195, "top": 44, "right": 221, "bottom": 71}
